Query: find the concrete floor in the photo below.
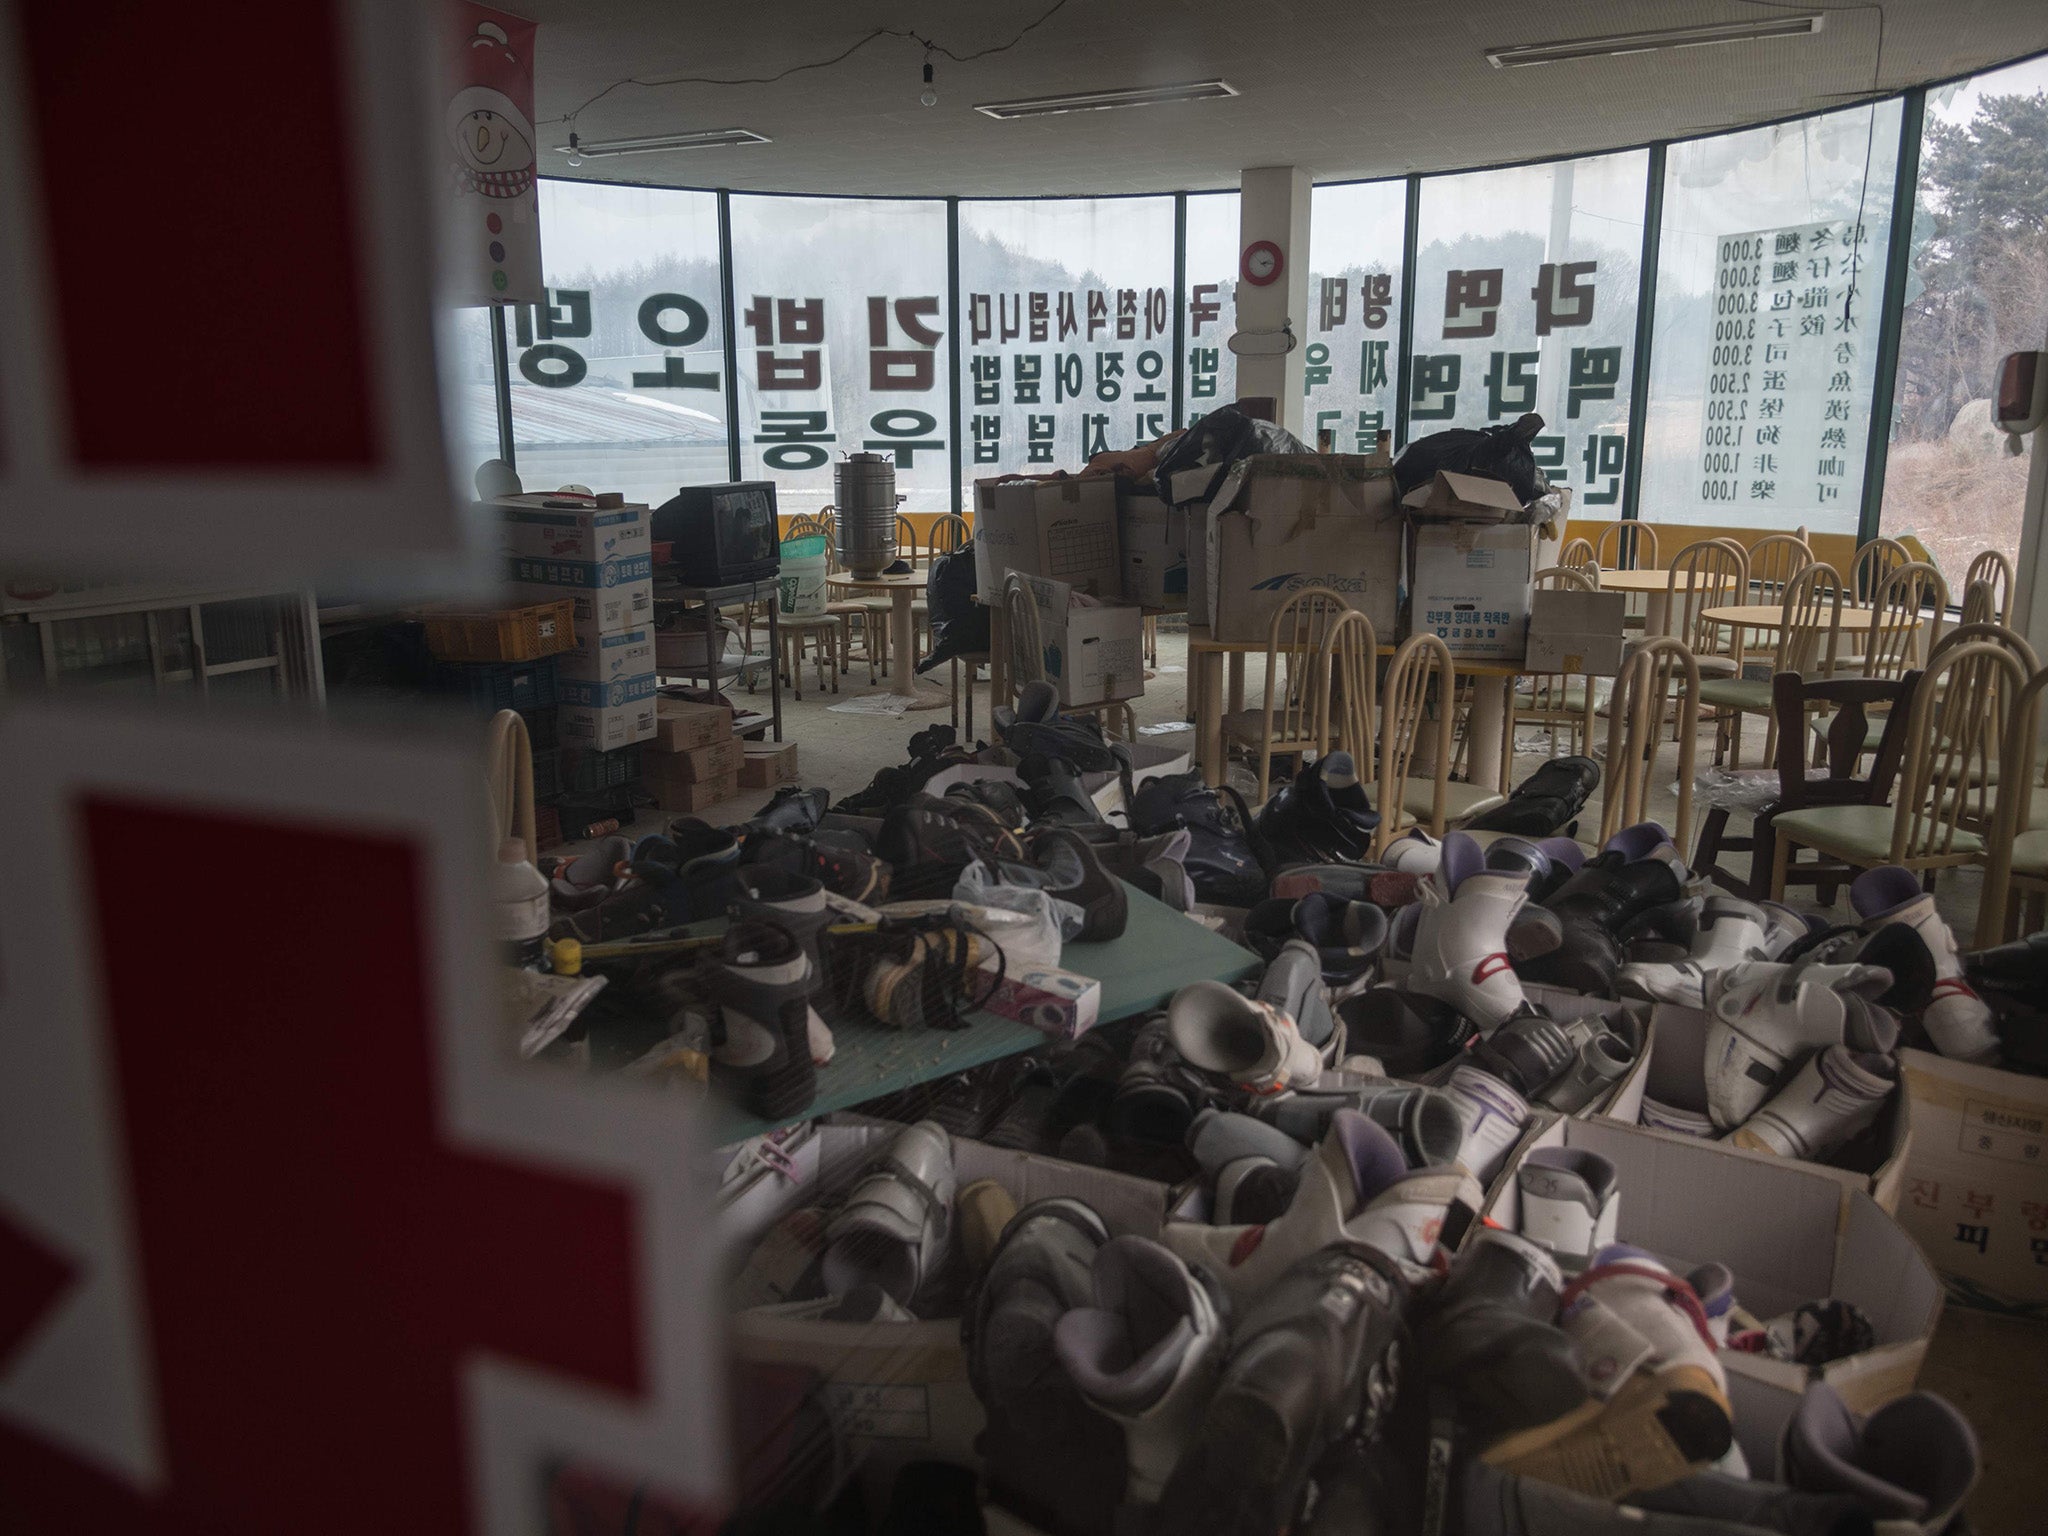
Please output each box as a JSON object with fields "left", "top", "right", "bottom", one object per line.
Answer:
{"left": 693, "top": 617, "right": 2047, "bottom": 1531}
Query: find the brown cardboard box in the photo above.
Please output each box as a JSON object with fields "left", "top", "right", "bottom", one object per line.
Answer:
{"left": 651, "top": 737, "right": 742, "bottom": 785}
{"left": 649, "top": 768, "right": 740, "bottom": 813}
{"left": 654, "top": 697, "right": 733, "bottom": 753}
{"left": 1409, "top": 523, "right": 1540, "bottom": 660}
{"left": 1894, "top": 1049, "right": 2048, "bottom": 1318}
{"left": 1013, "top": 574, "right": 1147, "bottom": 709}
{"left": 1206, "top": 455, "right": 1403, "bottom": 643}
{"left": 971, "top": 476, "right": 1121, "bottom": 599}
{"left": 739, "top": 740, "right": 800, "bottom": 788}
{"left": 1489, "top": 1117, "right": 1943, "bottom": 1471}
{"left": 1400, "top": 469, "right": 1526, "bottom": 522}
{"left": 1524, "top": 588, "right": 1629, "bottom": 675}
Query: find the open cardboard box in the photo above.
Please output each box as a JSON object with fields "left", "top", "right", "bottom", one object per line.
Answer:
{"left": 1487, "top": 1116, "right": 1944, "bottom": 1470}
{"left": 1604, "top": 1001, "right": 1913, "bottom": 1213}
{"left": 721, "top": 1119, "right": 1191, "bottom": 1489}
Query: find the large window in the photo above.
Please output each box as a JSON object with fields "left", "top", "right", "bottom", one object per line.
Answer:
{"left": 1883, "top": 58, "right": 2048, "bottom": 587}
{"left": 1182, "top": 192, "right": 1240, "bottom": 422}
{"left": 1640, "top": 104, "right": 1903, "bottom": 536}
{"left": 1412, "top": 152, "right": 1648, "bottom": 506}
{"left": 729, "top": 195, "right": 952, "bottom": 516}
{"left": 508, "top": 181, "right": 728, "bottom": 508}
{"left": 958, "top": 197, "right": 1177, "bottom": 479}
{"left": 439, "top": 303, "right": 501, "bottom": 487}
{"left": 1307, "top": 180, "right": 1406, "bottom": 453}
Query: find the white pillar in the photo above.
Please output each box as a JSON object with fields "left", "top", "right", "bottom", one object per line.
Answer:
{"left": 1233, "top": 166, "right": 1312, "bottom": 439}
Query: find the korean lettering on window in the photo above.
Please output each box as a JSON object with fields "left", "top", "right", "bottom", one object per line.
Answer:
{"left": 968, "top": 285, "right": 1171, "bottom": 467}
{"left": 515, "top": 286, "right": 722, "bottom": 395}
{"left": 1698, "top": 221, "right": 1870, "bottom": 522}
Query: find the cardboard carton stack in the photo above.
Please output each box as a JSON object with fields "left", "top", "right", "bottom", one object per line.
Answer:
{"left": 1402, "top": 472, "right": 1563, "bottom": 661}
{"left": 1204, "top": 454, "right": 1403, "bottom": 644}
{"left": 646, "top": 695, "right": 742, "bottom": 813}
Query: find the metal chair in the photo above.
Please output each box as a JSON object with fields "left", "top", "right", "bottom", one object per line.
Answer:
{"left": 821, "top": 531, "right": 882, "bottom": 686}
{"left": 1557, "top": 537, "right": 1598, "bottom": 582}
{"left": 1593, "top": 521, "right": 1659, "bottom": 570}
{"left": 1975, "top": 664, "right": 2048, "bottom": 945}
{"left": 1318, "top": 610, "right": 1379, "bottom": 771}
{"left": 1699, "top": 560, "right": 1843, "bottom": 768}
{"left": 1600, "top": 636, "right": 1700, "bottom": 853}
{"left": 1851, "top": 536, "right": 1911, "bottom": 602}
{"left": 1745, "top": 532, "right": 1813, "bottom": 609}
{"left": 1860, "top": 560, "right": 1948, "bottom": 681}
{"left": 1963, "top": 548, "right": 2014, "bottom": 626}
{"left": 1221, "top": 585, "right": 1350, "bottom": 805}
{"left": 1664, "top": 538, "right": 1748, "bottom": 681}
{"left": 1771, "top": 642, "right": 2024, "bottom": 899}
{"left": 1373, "top": 633, "right": 1455, "bottom": 857}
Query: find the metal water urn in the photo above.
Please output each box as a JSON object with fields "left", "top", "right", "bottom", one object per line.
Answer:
{"left": 833, "top": 451, "right": 901, "bottom": 577}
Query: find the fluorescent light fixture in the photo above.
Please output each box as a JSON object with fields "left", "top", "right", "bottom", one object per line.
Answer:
{"left": 973, "top": 80, "right": 1238, "bottom": 120}
{"left": 550, "top": 128, "right": 770, "bottom": 158}
{"left": 1486, "top": 15, "right": 1822, "bottom": 69}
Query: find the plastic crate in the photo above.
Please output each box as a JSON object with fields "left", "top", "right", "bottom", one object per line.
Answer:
{"left": 561, "top": 743, "right": 643, "bottom": 795}
{"left": 435, "top": 657, "right": 558, "bottom": 714}
{"left": 531, "top": 751, "right": 562, "bottom": 803}
{"left": 534, "top": 804, "right": 563, "bottom": 852}
{"left": 522, "top": 706, "right": 559, "bottom": 752}
{"left": 422, "top": 599, "right": 576, "bottom": 663}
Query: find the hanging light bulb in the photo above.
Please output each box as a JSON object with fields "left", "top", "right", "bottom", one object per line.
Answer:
{"left": 565, "top": 131, "right": 583, "bottom": 167}
{"left": 920, "top": 57, "right": 937, "bottom": 108}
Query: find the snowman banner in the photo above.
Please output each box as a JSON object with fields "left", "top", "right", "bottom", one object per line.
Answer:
{"left": 448, "top": 4, "right": 543, "bottom": 306}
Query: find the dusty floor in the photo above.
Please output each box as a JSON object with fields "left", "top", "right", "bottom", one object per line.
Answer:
{"left": 681, "top": 618, "right": 2047, "bottom": 1532}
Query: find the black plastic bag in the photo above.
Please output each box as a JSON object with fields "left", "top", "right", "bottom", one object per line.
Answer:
{"left": 916, "top": 540, "right": 990, "bottom": 674}
{"left": 1150, "top": 403, "right": 1310, "bottom": 500}
{"left": 1393, "top": 412, "right": 1549, "bottom": 504}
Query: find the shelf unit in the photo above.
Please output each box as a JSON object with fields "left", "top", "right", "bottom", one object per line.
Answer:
{"left": 1, "top": 584, "right": 323, "bottom": 702}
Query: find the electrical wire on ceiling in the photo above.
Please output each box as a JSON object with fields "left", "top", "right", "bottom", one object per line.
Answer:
{"left": 1733, "top": 0, "right": 1889, "bottom": 319}
{"left": 549, "top": 0, "right": 1074, "bottom": 126}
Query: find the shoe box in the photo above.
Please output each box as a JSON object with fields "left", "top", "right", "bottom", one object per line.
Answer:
{"left": 1486, "top": 1116, "right": 1945, "bottom": 1473}
{"left": 1601, "top": 1001, "right": 1913, "bottom": 1213}
{"left": 492, "top": 497, "right": 655, "bottom": 637}
{"left": 972, "top": 476, "right": 1122, "bottom": 601}
{"left": 922, "top": 741, "right": 1191, "bottom": 819}
{"left": 1116, "top": 484, "right": 1187, "bottom": 608}
{"left": 654, "top": 695, "right": 733, "bottom": 752}
{"left": 1204, "top": 454, "right": 1402, "bottom": 645}
{"left": 1892, "top": 1048, "right": 2048, "bottom": 1318}
{"left": 1008, "top": 573, "right": 1147, "bottom": 709}
{"left": 557, "top": 622, "right": 657, "bottom": 750}
{"left": 740, "top": 740, "right": 800, "bottom": 788}
{"left": 720, "top": 1118, "right": 1198, "bottom": 1492}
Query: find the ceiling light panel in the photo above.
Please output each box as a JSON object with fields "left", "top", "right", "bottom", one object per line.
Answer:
{"left": 973, "top": 80, "right": 1239, "bottom": 120}
{"left": 1486, "top": 16, "right": 1822, "bottom": 69}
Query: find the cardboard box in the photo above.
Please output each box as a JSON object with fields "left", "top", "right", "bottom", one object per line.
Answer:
{"left": 1401, "top": 469, "right": 1526, "bottom": 522}
{"left": 1488, "top": 1116, "right": 1944, "bottom": 1471}
{"left": 1167, "top": 462, "right": 1233, "bottom": 626}
{"left": 972, "top": 477, "right": 1121, "bottom": 600}
{"left": 1524, "top": 588, "right": 1629, "bottom": 675}
{"left": 723, "top": 1121, "right": 1188, "bottom": 1485}
{"left": 739, "top": 740, "right": 800, "bottom": 788}
{"left": 557, "top": 623, "right": 656, "bottom": 750}
{"left": 1015, "top": 574, "right": 1146, "bottom": 709}
{"left": 649, "top": 767, "right": 739, "bottom": 813}
{"left": 1894, "top": 1049, "right": 2048, "bottom": 1318}
{"left": 496, "top": 499, "right": 654, "bottom": 636}
{"left": 1117, "top": 486, "right": 1189, "bottom": 608}
{"left": 654, "top": 696, "right": 733, "bottom": 753}
{"left": 649, "top": 736, "right": 743, "bottom": 786}
{"left": 1410, "top": 523, "right": 1539, "bottom": 660}
{"left": 1605, "top": 1001, "right": 1912, "bottom": 1212}
{"left": 1206, "top": 455, "right": 1402, "bottom": 644}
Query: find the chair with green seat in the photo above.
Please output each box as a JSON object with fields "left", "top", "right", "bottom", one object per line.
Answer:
{"left": 1973, "top": 664, "right": 2048, "bottom": 945}
{"left": 1744, "top": 531, "right": 1812, "bottom": 610}
{"left": 1701, "top": 560, "right": 1842, "bottom": 769}
{"left": 1372, "top": 633, "right": 1506, "bottom": 853}
{"left": 1600, "top": 635, "right": 1699, "bottom": 855}
{"left": 1514, "top": 566, "right": 1600, "bottom": 757}
{"left": 1919, "top": 621, "right": 2038, "bottom": 835}
{"left": 1693, "top": 669, "right": 1918, "bottom": 901}
{"left": 1771, "top": 641, "right": 2024, "bottom": 902}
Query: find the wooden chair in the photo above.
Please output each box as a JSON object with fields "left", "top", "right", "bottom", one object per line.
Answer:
{"left": 1745, "top": 532, "right": 1812, "bottom": 609}
{"left": 1921, "top": 622, "right": 2039, "bottom": 834}
{"left": 1964, "top": 549, "right": 2014, "bottom": 626}
{"left": 1513, "top": 567, "right": 1600, "bottom": 757}
{"left": 1663, "top": 539, "right": 1747, "bottom": 673}
{"left": 1694, "top": 670, "right": 1920, "bottom": 900}
{"left": 1851, "top": 536, "right": 1911, "bottom": 602}
{"left": 821, "top": 531, "right": 882, "bottom": 686}
{"left": 1222, "top": 585, "right": 1350, "bottom": 804}
{"left": 1557, "top": 537, "right": 1598, "bottom": 582}
{"left": 1771, "top": 642, "right": 2025, "bottom": 899}
{"left": 1002, "top": 570, "right": 1134, "bottom": 742}
{"left": 1372, "top": 634, "right": 1507, "bottom": 851}
{"left": 1700, "top": 560, "right": 1843, "bottom": 768}
{"left": 1318, "top": 610, "right": 1378, "bottom": 770}
{"left": 1600, "top": 636, "right": 1700, "bottom": 853}
{"left": 1974, "top": 665, "right": 2048, "bottom": 945}
{"left": 485, "top": 708, "right": 537, "bottom": 866}
{"left": 1593, "top": 521, "right": 1658, "bottom": 570}
{"left": 1860, "top": 560, "right": 1948, "bottom": 681}
{"left": 778, "top": 606, "right": 840, "bottom": 700}
{"left": 1959, "top": 579, "right": 1998, "bottom": 628}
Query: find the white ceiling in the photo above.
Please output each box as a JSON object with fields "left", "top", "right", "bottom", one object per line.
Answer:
{"left": 521, "top": 0, "right": 2048, "bottom": 197}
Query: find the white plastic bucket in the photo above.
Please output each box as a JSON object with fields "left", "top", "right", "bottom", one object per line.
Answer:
{"left": 778, "top": 533, "right": 828, "bottom": 616}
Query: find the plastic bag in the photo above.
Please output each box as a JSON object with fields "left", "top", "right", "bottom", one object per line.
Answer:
{"left": 1694, "top": 766, "right": 1783, "bottom": 814}
{"left": 952, "top": 864, "right": 1076, "bottom": 960}
{"left": 1393, "top": 412, "right": 1549, "bottom": 504}
{"left": 776, "top": 534, "right": 828, "bottom": 616}
{"left": 916, "top": 540, "right": 990, "bottom": 674}
{"left": 1150, "top": 403, "right": 1310, "bottom": 499}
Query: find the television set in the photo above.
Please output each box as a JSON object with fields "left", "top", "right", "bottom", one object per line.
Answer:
{"left": 651, "top": 481, "right": 780, "bottom": 586}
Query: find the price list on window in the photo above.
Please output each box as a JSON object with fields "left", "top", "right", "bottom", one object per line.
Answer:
{"left": 1699, "top": 218, "right": 1870, "bottom": 528}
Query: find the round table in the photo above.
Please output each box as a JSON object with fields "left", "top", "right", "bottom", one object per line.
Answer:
{"left": 1592, "top": 568, "right": 1718, "bottom": 638}
{"left": 1701, "top": 602, "right": 1887, "bottom": 630}
{"left": 826, "top": 570, "right": 947, "bottom": 709}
